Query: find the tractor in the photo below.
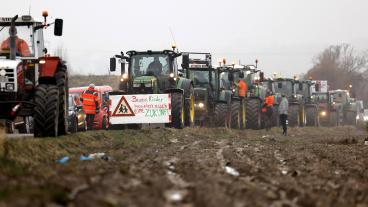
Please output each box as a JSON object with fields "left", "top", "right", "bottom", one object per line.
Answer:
{"left": 241, "top": 64, "right": 266, "bottom": 129}
{"left": 0, "top": 13, "right": 67, "bottom": 137}
{"left": 329, "top": 90, "right": 358, "bottom": 126}
{"left": 313, "top": 91, "right": 342, "bottom": 126}
{"left": 296, "top": 80, "right": 319, "bottom": 126}
{"left": 214, "top": 65, "right": 245, "bottom": 129}
{"left": 181, "top": 52, "right": 216, "bottom": 126}
{"left": 270, "top": 78, "right": 304, "bottom": 127}
{"left": 109, "top": 47, "right": 195, "bottom": 129}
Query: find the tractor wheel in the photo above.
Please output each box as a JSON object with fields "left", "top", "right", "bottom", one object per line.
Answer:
{"left": 246, "top": 99, "right": 262, "bottom": 129}
{"left": 171, "top": 93, "right": 185, "bottom": 129}
{"left": 55, "top": 67, "right": 68, "bottom": 135}
{"left": 34, "top": 85, "right": 59, "bottom": 137}
{"left": 305, "top": 106, "right": 319, "bottom": 127}
{"left": 213, "top": 103, "right": 228, "bottom": 127}
{"left": 5, "top": 120, "right": 15, "bottom": 134}
{"left": 345, "top": 111, "right": 357, "bottom": 126}
{"left": 329, "top": 111, "right": 338, "bottom": 127}
{"left": 288, "top": 105, "right": 300, "bottom": 127}
{"left": 69, "top": 117, "right": 78, "bottom": 133}
{"left": 230, "top": 100, "right": 241, "bottom": 129}
{"left": 271, "top": 106, "right": 279, "bottom": 127}
{"left": 184, "top": 86, "right": 195, "bottom": 127}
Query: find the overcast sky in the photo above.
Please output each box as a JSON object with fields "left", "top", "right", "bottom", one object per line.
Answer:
{"left": 2, "top": 0, "right": 368, "bottom": 77}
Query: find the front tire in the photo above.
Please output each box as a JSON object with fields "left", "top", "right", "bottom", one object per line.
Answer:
{"left": 288, "top": 104, "right": 300, "bottom": 127}
{"left": 230, "top": 100, "right": 241, "bottom": 129}
{"left": 246, "top": 99, "right": 262, "bottom": 129}
{"left": 184, "top": 86, "right": 195, "bottom": 127}
{"left": 56, "top": 67, "right": 68, "bottom": 135}
{"left": 171, "top": 93, "right": 185, "bottom": 129}
{"left": 213, "top": 103, "right": 228, "bottom": 127}
{"left": 34, "top": 85, "right": 59, "bottom": 137}
{"left": 305, "top": 106, "right": 319, "bottom": 127}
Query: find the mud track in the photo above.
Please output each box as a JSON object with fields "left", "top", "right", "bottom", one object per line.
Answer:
{"left": 0, "top": 127, "right": 367, "bottom": 207}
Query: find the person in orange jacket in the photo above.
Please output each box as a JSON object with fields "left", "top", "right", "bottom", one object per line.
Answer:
{"left": 262, "top": 90, "right": 274, "bottom": 131}
{"left": 237, "top": 73, "right": 247, "bottom": 128}
{"left": 0, "top": 27, "right": 31, "bottom": 57}
{"left": 80, "top": 84, "right": 100, "bottom": 130}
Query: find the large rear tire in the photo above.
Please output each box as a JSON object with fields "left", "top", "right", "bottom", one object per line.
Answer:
{"left": 184, "top": 86, "right": 195, "bottom": 127}
{"left": 56, "top": 67, "right": 68, "bottom": 135}
{"left": 34, "top": 85, "right": 59, "bottom": 137}
{"left": 246, "top": 99, "right": 262, "bottom": 129}
{"left": 213, "top": 103, "right": 228, "bottom": 127}
{"left": 230, "top": 100, "right": 241, "bottom": 129}
{"left": 305, "top": 106, "right": 319, "bottom": 127}
{"left": 171, "top": 93, "right": 184, "bottom": 129}
{"left": 288, "top": 104, "right": 300, "bottom": 127}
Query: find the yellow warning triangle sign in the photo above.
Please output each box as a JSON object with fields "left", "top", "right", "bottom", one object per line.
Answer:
{"left": 112, "top": 96, "right": 135, "bottom": 117}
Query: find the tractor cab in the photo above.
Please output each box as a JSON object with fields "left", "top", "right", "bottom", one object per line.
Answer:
{"left": 110, "top": 50, "right": 181, "bottom": 94}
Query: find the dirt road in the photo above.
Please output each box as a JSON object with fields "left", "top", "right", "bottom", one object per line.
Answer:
{"left": 0, "top": 127, "right": 367, "bottom": 207}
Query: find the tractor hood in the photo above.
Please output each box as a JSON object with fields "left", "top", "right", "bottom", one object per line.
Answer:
{"left": 0, "top": 59, "right": 21, "bottom": 70}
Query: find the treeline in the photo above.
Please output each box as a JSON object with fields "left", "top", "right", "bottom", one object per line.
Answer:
{"left": 305, "top": 44, "right": 368, "bottom": 106}
{"left": 69, "top": 75, "right": 120, "bottom": 89}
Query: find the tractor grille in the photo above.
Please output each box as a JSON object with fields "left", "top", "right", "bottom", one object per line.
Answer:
{"left": 0, "top": 67, "right": 17, "bottom": 92}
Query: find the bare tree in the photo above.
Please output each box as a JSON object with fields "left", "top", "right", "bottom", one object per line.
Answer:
{"left": 306, "top": 44, "right": 368, "bottom": 105}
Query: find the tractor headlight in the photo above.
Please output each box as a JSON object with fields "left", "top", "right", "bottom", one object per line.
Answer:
{"left": 198, "top": 102, "right": 204, "bottom": 108}
{"left": 0, "top": 69, "right": 6, "bottom": 77}
{"left": 363, "top": 116, "right": 368, "bottom": 121}
{"left": 169, "top": 73, "right": 175, "bottom": 78}
{"left": 6, "top": 83, "right": 14, "bottom": 91}
{"left": 356, "top": 115, "right": 359, "bottom": 120}
{"left": 120, "top": 73, "right": 128, "bottom": 82}
{"left": 320, "top": 111, "right": 326, "bottom": 116}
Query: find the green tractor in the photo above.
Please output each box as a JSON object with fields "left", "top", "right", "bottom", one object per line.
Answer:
{"left": 313, "top": 91, "right": 342, "bottom": 126}
{"left": 295, "top": 80, "right": 319, "bottom": 126}
{"left": 241, "top": 64, "right": 266, "bottom": 129}
{"left": 270, "top": 78, "right": 305, "bottom": 127}
{"left": 181, "top": 52, "right": 216, "bottom": 126}
{"left": 214, "top": 65, "right": 244, "bottom": 129}
{"left": 109, "top": 48, "right": 195, "bottom": 128}
{"left": 329, "top": 90, "right": 357, "bottom": 126}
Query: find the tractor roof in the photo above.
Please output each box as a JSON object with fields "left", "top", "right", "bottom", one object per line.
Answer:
{"left": 126, "top": 50, "right": 181, "bottom": 57}
{"left": 0, "top": 15, "right": 40, "bottom": 26}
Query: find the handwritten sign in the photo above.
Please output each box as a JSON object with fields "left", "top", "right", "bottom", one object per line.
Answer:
{"left": 110, "top": 94, "right": 171, "bottom": 124}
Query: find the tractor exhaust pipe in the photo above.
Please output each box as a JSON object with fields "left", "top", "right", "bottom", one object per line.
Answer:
{"left": 9, "top": 15, "right": 18, "bottom": 60}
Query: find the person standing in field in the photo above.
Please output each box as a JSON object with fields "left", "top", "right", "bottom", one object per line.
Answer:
{"left": 279, "top": 94, "right": 288, "bottom": 136}
{"left": 262, "top": 90, "right": 274, "bottom": 131}
{"left": 80, "top": 84, "right": 100, "bottom": 130}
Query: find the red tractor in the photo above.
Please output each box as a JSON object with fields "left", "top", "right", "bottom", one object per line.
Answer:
{"left": 0, "top": 12, "right": 67, "bottom": 137}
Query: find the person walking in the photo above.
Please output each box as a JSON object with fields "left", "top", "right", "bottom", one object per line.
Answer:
{"left": 80, "top": 84, "right": 100, "bottom": 130}
{"left": 262, "top": 90, "right": 274, "bottom": 131}
{"left": 279, "top": 94, "right": 288, "bottom": 136}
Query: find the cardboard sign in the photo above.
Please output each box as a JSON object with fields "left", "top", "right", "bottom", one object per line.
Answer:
{"left": 110, "top": 94, "right": 171, "bottom": 124}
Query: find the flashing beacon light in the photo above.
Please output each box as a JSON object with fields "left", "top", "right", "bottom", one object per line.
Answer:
{"left": 171, "top": 43, "right": 176, "bottom": 50}
{"left": 42, "top": 11, "right": 48, "bottom": 24}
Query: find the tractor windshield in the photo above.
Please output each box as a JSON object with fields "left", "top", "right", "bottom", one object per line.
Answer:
{"left": 130, "top": 54, "right": 170, "bottom": 77}
{"left": 0, "top": 25, "right": 34, "bottom": 57}
{"left": 314, "top": 93, "right": 328, "bottom": 103}
{"left": 189, "top": 70, "right": 210, "bottom": 87}
{"left": 330, "top": 92, "right": 348, "bottom": 104}
{"left": 273, "top": 81, "right": 293, "bottom": 96}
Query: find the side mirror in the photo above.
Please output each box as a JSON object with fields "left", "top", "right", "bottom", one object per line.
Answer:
{"left": 182, "top": 53, "right": 189, "bottom": 69}
{"left": 110, "top": 57, "right": 116, "bottom": 72}
{"left": 54, "top": 19, "right": 63, "bottom": 36}
{"left": 228, "top": 73, "right": 234, "bottom": 82}
{"left": 260, "top": 72, "right": 264, "bottom": 82}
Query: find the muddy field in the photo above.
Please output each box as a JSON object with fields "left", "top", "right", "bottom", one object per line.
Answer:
{"left": 0, "top": 127, "right": 368, "bottom": 207}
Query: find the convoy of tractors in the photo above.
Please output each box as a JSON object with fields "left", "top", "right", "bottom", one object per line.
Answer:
{"left": 0, "top": 13, "right": 365, "bottom": 137}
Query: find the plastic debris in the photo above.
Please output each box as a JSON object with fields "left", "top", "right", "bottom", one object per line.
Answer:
{"left": 80, "top": 155, "right": 93, "bottom": 161}
{"left": 225, "top": 165, "right": 240, "bottom": 177}
{"left": 364, "top": 137, "right": 368, "bottom": 145}
{"left": 88, "top": 152, "right": 109, "bottom": 161}
{"left": 57, "top": 156, "right": 70, "bottom": 164}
